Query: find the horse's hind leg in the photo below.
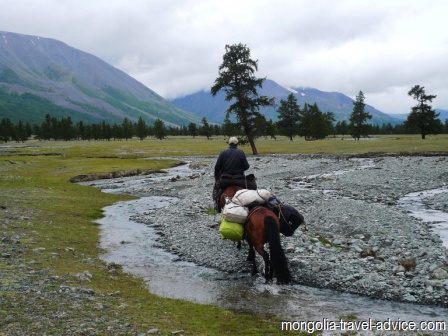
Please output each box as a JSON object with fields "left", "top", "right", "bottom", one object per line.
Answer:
{"left": 256, "top": 246, "right": 271, "bottom": 283}
{"left": 247, "top": 244, "right": 258, "bottom": 275}
{"left": 263, "top": 252, "right": 272, "bottom": 283}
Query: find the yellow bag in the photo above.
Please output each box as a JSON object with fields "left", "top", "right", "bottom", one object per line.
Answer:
{"left": 219, "top": 218, "right": 244, "bottom": 242}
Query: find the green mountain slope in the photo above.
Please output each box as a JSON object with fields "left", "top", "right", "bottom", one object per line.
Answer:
{"left": 0, "top": 31, "right": 201, "bottom": 126}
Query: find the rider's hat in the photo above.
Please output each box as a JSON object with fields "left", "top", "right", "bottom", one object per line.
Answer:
{"left": 228, "top": 137, "right": 238, "bottom": 145}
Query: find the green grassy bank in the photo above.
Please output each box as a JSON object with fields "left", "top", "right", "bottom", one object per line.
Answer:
{"left": 1, "top": 135, "right": 447, "bottom": 335}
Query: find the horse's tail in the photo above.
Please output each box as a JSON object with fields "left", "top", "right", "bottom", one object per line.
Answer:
{"left": 264, "top": 216, "right": 291, "bottom": 285}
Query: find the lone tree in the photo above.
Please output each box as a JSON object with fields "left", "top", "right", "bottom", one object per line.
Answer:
{"left": 405, "top": 85, "right": 442, "bottom": 139}
{"left": 211, "top": 43, "right": 275, "bottom": 155}
{"left": 349, "top": 91, "right": 372, "bottom": 140}
{"left": 277, "top": 93, "right": 301, "bottom": 141}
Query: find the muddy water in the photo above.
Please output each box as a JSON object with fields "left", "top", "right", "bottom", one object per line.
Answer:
{"left": 91, "top": 165, "right": 448, "bottom": 327}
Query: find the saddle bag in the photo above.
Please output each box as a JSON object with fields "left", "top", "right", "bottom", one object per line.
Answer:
{"left": 219, "top": 218, "right": 244, "bottom": 242}
{"left": 277, "top": 204, "right": 304, "bottom": 237}
{"left": 232, "top": 189, "right": 272, "bottom": 207}
{"left": 222, "top": 202, "right": 249, "bottom": 224}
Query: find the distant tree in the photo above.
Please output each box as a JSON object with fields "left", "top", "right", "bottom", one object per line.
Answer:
{"left": 41, "top": 114, "right": 52, "bottom": 140}
{"left": 335, "top": 120, "right": 348, "bottom": 136}
{"left": 136, "top": 116, "right": 148, "bottom": 140}
{"left": 297, "top": 103, "right": 330, "bottom": 140}
{"left": 50, "top": 116, "right": 58, "bottom": 140}
{"left": 265, "top": 119, "right": 277, "bottom": 140}
{"left": 405, "top": 85, "right": 442, "bottom": 139}
{"left": 383, "top": 122, "right": 394, "bottom": 134}
{"left": 121, "top": 117, "right": 133, "bottom": 141}
{"left": 167, "top": 126, "right": 180, "bottom": 136}
{"left": 445, "top": 119, "right": 448, "bottom": 134}
{"left": 349, "top": 91, "right": 372, "bottom": 140}
{"left": 77, "top": 121, "right": 87, "bottom": 140}
{"left": 297, "top": 103, "right": 313, "bottom": 140}
{"left": 211, "top": 43, "right": 275, "bottom": 154}
{"left": 25, "top": 122, "right": 32, "bottom": 140}
{"left": 324, "top": 112, "right": 336, "bottom": 137}
{"left": 0, "top": 118, "right": 13, "bottom": 142}
{"left": 308, "top": 103, "right": 328, "bottom": 140}
{"left": 180, "top": 125, "right": 188, "bottom": 136}
{"left": 112, "top": 123, "right": 122, "bottom": 140}
{"left": 102, "top": 121, "right": 112, "bottom": 141}
{"left": 13, "top": 120, "right": 28, "bottom": 142}
{"left": 213, "top": 124, "right": 221, "bottom": 136}
{"left": 32, "top": 123, "right": 41, "bottom": 139}
{"left": 90, "top": 124, "right": 100, "bottom": 140}
{"left": 199, "top": 117, "right": 212, "bottom": 139}
{"left": 188, "top": 122, "right": 198, "bottom": 138}
{"left": 277, "top": 93, "right": 301, "bottom": 140}
{"left": 222, "top": 116, "right": 239, "bottom": 137}
{"left": 252, "top": 114, "right": 268, "bottom": 138}
{"left": 60, "top": 116, "right": 74, "bottom": 141}
{"left": 153, "top": 118, "right": 166, "bottom": 140}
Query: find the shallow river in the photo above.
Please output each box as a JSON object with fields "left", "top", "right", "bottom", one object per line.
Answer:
{"left": 87, "top": 163, "right": 448, "bottom": 331}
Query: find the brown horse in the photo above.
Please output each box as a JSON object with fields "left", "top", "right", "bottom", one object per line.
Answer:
{"left": 220, "top": 186, "right": 291, "bottom": 284}
{"left": 246, "top": 206, "right": 291, "bottom": 284}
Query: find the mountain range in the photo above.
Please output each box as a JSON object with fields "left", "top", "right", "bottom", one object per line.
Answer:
{"left": 171, "top": 81, "right": 404, "bottom": 126}
{"left": 0, "top": 31, "right": 201, "bottom": 126}
{"left": 1, "top": 31, "right": 445, "bottom": 128}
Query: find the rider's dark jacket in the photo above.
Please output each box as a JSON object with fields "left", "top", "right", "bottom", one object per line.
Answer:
{"left": 214, "top": 144, "right": 250, "bottom": 180}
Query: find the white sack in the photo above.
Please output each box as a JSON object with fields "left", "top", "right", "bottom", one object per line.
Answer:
{"left": 232, "top": 189, "right": 272, "bottom": 206}
{"left": 222, "top": 203, "right": 249, "bottom": 224}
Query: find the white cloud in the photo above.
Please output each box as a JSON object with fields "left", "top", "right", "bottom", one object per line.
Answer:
{"left": 1, "top": 0, "right": 447, "bottom": 114}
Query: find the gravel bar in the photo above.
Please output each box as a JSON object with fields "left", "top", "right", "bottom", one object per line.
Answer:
{"left": 129, "top": 154, "right": 448, "bottom": 307}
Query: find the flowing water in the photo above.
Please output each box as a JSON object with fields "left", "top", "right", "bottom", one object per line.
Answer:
{"left": 87, "top": 163, "right": 448, "bottom": 331}
{"left": 397, "top": 187, "right": 448, "bottom": 248}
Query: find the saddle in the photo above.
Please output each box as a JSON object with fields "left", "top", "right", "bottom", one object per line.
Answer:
{"left": 219, "top": 173, "right": 257, "bottom": 190}
{"left": 213, "top": 174, "right": 258, "bottom": 213}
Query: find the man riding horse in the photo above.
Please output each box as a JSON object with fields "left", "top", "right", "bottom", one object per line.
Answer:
{"left": 213, "top": 137, "right": 253, "bottom": 212}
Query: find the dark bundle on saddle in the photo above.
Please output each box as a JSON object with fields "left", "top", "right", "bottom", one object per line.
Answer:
{"left": 264, "top": 195, "right": 304, "bottom": 237}
{"left": 219, "top": 173, "right": 257, "bottom": 190}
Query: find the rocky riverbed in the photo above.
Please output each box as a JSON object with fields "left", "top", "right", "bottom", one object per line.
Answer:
{"left": 121, "top": 154, "right": 448, "bottom": 308}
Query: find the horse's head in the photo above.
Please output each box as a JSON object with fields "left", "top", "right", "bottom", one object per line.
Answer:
{"left": 219, "top": 185, "right": 244, "bottom": 209}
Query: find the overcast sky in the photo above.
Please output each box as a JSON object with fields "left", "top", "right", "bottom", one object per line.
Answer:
{"left": 2, "top": 0, "right": 447, "bottom": 114}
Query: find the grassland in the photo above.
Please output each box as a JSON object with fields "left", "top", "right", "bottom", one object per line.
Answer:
{"left": 1, "top": 134, "right": 447, "bottom": 335}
